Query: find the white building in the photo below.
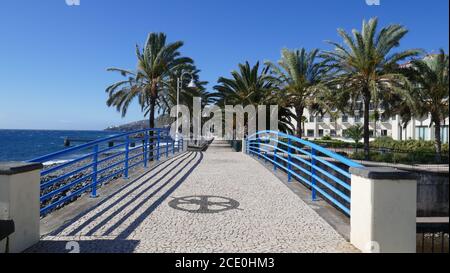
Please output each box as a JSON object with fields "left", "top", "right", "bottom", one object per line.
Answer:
{"left": 297, "top": 108, "right": 449, "bottom": 144}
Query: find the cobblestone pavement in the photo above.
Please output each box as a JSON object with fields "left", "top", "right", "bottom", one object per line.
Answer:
{"left": 29, "top": 142, "right": 357, "bottom": 253}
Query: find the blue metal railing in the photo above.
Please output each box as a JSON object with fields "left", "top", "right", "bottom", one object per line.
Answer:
{"left": 246, "top": 130, "right": 364, "bottom": 216}
{"left": 28, "top": 128, "right": 184, "bottom": 216}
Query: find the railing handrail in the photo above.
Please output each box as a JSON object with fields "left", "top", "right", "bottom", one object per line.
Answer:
{"left": 246, "top": 130, "right": 366, "bottom": 216}
{"left": 247, "top": 130, "right": 363, "bottom": 168}
{"left": 26, "top": 127, "right": 182, "bottom": 216}
{"left": 27, "top": 128, "right": 169, "bottom": 163}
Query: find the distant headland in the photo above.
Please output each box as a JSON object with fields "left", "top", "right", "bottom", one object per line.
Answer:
{"left": 105, "top": 115, "right": 173, "bottom": 132}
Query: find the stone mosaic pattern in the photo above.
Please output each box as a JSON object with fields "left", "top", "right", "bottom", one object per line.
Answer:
{"left": 28, "top": 142, "right": 356, "bottom": 253}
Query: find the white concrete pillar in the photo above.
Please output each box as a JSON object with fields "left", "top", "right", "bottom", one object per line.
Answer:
{"left": 349, "top": 167, "right": 417, "bottom": 253}
{"left": 0, "top": 162, "right": 42, "bottom": 253}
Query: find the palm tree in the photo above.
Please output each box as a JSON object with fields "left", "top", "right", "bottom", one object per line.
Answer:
{"left": 214, "top": 61, "right": 294, "bottom": 134}
{"left": 158, "top": 66, "right": 218, "bottom": 136}
{"left": 265, "top": 48, "right": 328, "bottom": 138}
{"left": 322, "top": 17, "right": 422, "bottom": 159}
{"left": 215, "top": 61, "right": 274, "bottom": 106}
{"left": 106, "top": 32, "right": 193, "bottom": 130}
{"left": 158, "top": 66, "right": 211, "bottom": 115}
{"left": 403, "top": 50, "right": 449, "bottom": 161}
{"left": 344, "top": 125, "right": 364, "bottom": 153}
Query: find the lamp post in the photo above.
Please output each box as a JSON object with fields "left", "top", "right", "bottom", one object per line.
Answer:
{"left": 176, "top": 72, "right": 196, "bottom": 141}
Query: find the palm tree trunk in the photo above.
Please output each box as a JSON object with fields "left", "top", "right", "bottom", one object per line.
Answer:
{"left": 363, "top": 90, "right": 371, "bottom": 160}
{"left": 295, "top": 106, "right": 304, "bottom": 138}
{"left": 434, "top": 118, "right": 442, "bottom": 162}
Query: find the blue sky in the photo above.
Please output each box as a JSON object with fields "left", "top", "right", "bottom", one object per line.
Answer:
{"left": 0, "top": 0, "right": 448, "bottom": 130}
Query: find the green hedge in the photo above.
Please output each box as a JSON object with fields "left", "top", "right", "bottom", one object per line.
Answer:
{"left": 370, "top": 137, "right": 449, "bottom": 153}
{"left": 350, "top": 150, "right": 449, "bottom": 164}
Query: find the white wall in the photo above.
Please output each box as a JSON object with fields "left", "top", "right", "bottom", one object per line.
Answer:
{"left": 0, "top": 168, "right": 41, "bottom": 253}
{"left": 350, "top": 169, "right": 417, "bottom": 253}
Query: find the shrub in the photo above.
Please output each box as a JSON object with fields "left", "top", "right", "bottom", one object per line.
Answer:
{"left": 370, "top": 136, "right": 449, "bottom": 154}
{"left": 350, "top": 147, "right": 449, "bottom": 164}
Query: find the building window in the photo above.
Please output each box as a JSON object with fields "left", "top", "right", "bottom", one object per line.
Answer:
{"left": 307, "top": 130, "right": 315, "bottom": 137}
{"left": 330, "top": 130, "right": 337, "bottom": 137}
{"left": 330, "top": 116, "right": 334, "bottom": 123}
{"left": 354, "top": 115, "right": 361, "bottom": 123}
{"left": 416, "top": 126, "right": 429, "bottom": 140}
{"left": 317, "top": 116, "right": 323, "bottom": 123}
{"left": 342, "top": 115, "right": 348, "bottom": 123}
{"left": 309, "top": 116, "right": 314, "bottom": 122}
{"left": 369, "top": 130, "right": 374, "bottom": 137}
{"left": 318, "top": 129, "right": 324, "bottom": 137}
{"left": 381, "top": 130, "right": 388, "bottom": 136}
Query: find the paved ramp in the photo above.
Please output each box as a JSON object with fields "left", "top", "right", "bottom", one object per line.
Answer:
{"left": 28, "top": 140, "right": 356, "bottom": 253}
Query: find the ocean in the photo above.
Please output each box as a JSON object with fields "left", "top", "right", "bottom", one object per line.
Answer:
{"left": 0, "top": 129, "right": 118, "bottom": 162}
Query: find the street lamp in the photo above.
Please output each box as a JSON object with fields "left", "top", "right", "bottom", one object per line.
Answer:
{"left": 176, "top": 72, "right": 196, "bottom": 140}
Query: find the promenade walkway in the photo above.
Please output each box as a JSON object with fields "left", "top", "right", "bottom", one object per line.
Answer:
{"left": 28, "top": 140, "right": 356, "bottom": 253}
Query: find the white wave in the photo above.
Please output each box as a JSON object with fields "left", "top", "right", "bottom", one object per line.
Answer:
{"left": 43, "top": 159, "right": 70, "bottom": 166}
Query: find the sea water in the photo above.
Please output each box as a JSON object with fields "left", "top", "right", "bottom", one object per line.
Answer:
{"left": 0, "top": 129, "right": 118, "bottom": 162}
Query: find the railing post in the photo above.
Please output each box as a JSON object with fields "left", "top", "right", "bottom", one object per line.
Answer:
{"left": 143, "top": 131, "right": 148, "bottom": 168}
{"left": 157, "top": 130, "right": 161, "bottom": 161}
{"left": 287, "top": 138, "right": 292, "bottom": 182}
{"left": 173, "top": 139, "right": 175, "bottom": 155}
{"left": 311, "top": 148, "right": 317, "bottom": 201}
{"left": 262, "top": 134, "right": 267, "bottom": 163}
{"left": 256, "top": 133, "right": 261, "bottom": 160}
{"left": 273, "top": 140, "right": 277, "bottom": 171}
{"left": 165, "top": 135, "right": 169, "bottom": 158}
{"left": 91, "top": 144, "right": 99, "bottom": 198}
{"left": 124, "top": 135, "right": 130, "bottom": 179}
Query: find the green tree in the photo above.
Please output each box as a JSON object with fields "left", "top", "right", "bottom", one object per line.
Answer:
{"left": 106, "top": 32, "right": 193, "bottom": 129}
{"left": 403, "top": 50, "right": 449, "bottom": 161}
{"left": 214, "top": 61, "right": 275, "bottom": 106}
{"left": 158, "top": 66, "right": 218, "bottom": 135}
{"left": 344, "top": 125, "right": 364, "bottom": 152}
{"left": 214, "top": 61, "right": 294, "bottom": 134}
{"left": 265, "top": 48, "right": 328, "bottom": 138}
{"left": 158, "top": 66, "right": 213, "bottom": 115}
{"left": 322, "top": 17, "right": 421, "bottom": 159}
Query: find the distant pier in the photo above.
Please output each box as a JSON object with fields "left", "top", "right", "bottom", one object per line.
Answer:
{"left": 63, "top": 137, "right": 137, "bottom": 148}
